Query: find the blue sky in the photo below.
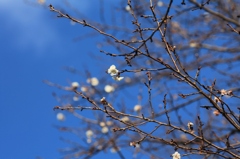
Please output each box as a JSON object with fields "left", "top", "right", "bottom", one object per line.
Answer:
{"left": 0, "top": 0, "right": 110, "bottom": 158}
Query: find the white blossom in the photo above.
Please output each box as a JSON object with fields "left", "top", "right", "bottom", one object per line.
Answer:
{"left": 100, "top": 97, "right": 106, "bottom": 104}
{"left": 106, "top": 121, "right": 113, "bottom": 126}
{"left": 81, "top": 86, "right": 88, "bottom": 92}
{"left": 130, "top": 142, "right": 135, "bottom": 147}
{"left": 56, "top": 113, "right": 65, "bottom": 121}
{"left": 87, "top": 77, "right": 99, "bottom": 86}
{"left": 101, "top": 126, "right": 109, "bottom": 134}
{"left": 220, "top": 89, "right": 227, "bottom": 96}
{"left": 86, "top": 130, "right": 94, "bottom": 143}
{"left": 107, "top": 65, "right": 124, "bottom": 81}
{"left": 108, "top": 65, "right": 118, "bottom": 76}
{"left": 130, "top": 142, "right": 140, "bottom": 147}
{"left": 134, "top": 105, "right": 142, "bottom": 112}
{"left": 220, "top": 89, "right": 233, "bottom": 97}
{"left": 187, "top": 122, "right": 194, "bottom": 131}
{"left": 157, "top": 1, "right": 163, "bottom": 7}
{"left": 227, "top": 90, "right": 233, "bottom": 96}
{"left": 86, "top": 130, "right": 94, "bottom": 138}
{"left": 73, "top": 96, "right": 79, "bottom": 101}
{"left": 104, "top": 85, "right": 115, "bottom": 93}
{"left": 112, "top": 76, "right": 124, "bottom": 81}
{"left": 121, "top": 116, "right": 129, "bottom": 122}
{"left": 213, "top": 110, "right": 220, "bottom": 116}
{"left": 189, "top": 42, "right": 198, "bottom": 48}
{"left": 125, "top": 5, "right": 131, "bottom": 11}
{"left": 71, "top": 82, "right": 79, "bottom": 88}
{"left": 214, "top": 96, "right": 221, "bottom": 103}
{"left": 172, "top": 151, "right": 181, "bottom": 159}
{"left": 100, "top": 122, "right": 106, "bottom": 127}
{"left": 135, "top": 143, "right": 140, "bottom": 148}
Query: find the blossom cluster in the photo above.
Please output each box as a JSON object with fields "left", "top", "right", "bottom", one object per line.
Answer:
{"left": 107, "top": 65, "right": 124, "bottom": 81}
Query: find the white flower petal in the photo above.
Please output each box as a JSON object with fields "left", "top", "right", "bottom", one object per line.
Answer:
{"left": 101, "top": 126, "right": 109, "bottom": 134}
{"left": 112, "top": 76, "right": 124, "bottom": 81}
{"left": 87, "top": 77, "right": 99, "bottom": 86}
{"left": 172, "top": 151, "right": 181, "bottom": 159}
{"left": 134, "top": 105, "right": 142, "bottom": 112}
{"left": 108, "top": 65, "right": 119, "bottom": 76}
{"left": 73, "top": 96, "right": 79, "bottom": 101}
{"left": 121, "top": 116, "right": 129, "bottom": 122}
{"left": 81, "top": 86, "right": 88, "bottom": 92}
{"left": 86, "top": 130, "right": 94, "bottom": 138}
{"left": 71, "top": 82, "right": 79, "bottom": 88}
{"left": 104, "top": 85, "right": 115, "bottom": 93}
{"left": 157, "top": 1, "right": 163, "bottom": 7}
{"left": 56, "top": 113, "right": 65, "bottom": 121}
{"left": 125, "top": 5, "right": 131, "bottom": 11}
{"left": 100, "top": 122, "right": 106, "bottom": 127}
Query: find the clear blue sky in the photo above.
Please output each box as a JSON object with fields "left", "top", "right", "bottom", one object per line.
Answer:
{"left": 0, "top": 0, "right": 117, "bottom": 158}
